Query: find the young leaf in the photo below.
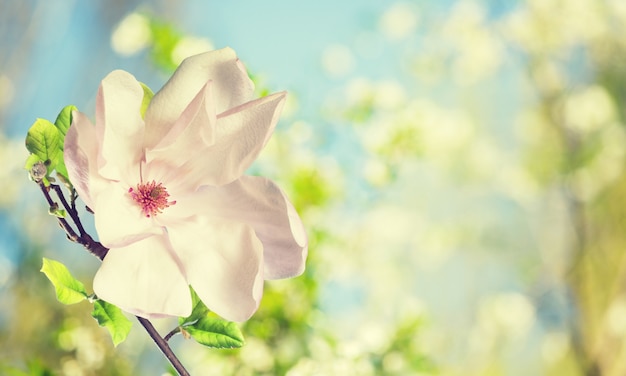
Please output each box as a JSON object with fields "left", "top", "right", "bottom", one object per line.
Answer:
{"left": 92, "top": 300, "right": 132, "bottom": 347}
{"left": 185, "top": 316, "right": 245, "bottom": 349}
{"left": 53, "top": 105, "right": 76, "bottom": 186}
{"left": 48, "top": 204, "right": 66, "bottom": 218}
{"left": 53, "top": 104, "right": 77, "bottom": 137}
{"left": 55, "top": 160, "right": 70, "bottom": 185}
{"left": 178, "top": 287, "right": 209, "bottom": 326}
{"left": 25, "top": 118, "right": 63, "bottom": 174}
{"left": 139, "top": 82, "right": 154, "bottom": 119}
{"left": 40, "top": 258, "right": 88, "bottom": 305}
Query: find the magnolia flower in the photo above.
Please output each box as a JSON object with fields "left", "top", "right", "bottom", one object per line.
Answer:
{"left": 64, "top": 47, "right": 308, "bottom": 321}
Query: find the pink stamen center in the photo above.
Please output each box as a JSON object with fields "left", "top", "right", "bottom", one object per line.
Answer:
{"left": 129, "top": 180, "right": 176, "bottom": 218}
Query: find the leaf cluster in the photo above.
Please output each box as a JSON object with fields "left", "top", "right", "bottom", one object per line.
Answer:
{"left": 24, "top": 105, "right": 76, "bottom": 189}
{"left": 41, "top": 258, "right": 244, "bottom": 350}
{"left": 40, "top": 258, "right": 132, "bottom": 347}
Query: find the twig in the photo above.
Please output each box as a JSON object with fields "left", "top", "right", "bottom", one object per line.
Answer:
{"left": 52, "top": 184, "right": 87, "bottom": 237}
{"left": 37, "top": 182, "right": 80, "bottom": 241}
{"left": 139, "top": 318, "right": 189, "bottom": 375}
{"left": 164, "top": 326, "right": 181, "bottom": 342}
{"left": 38, "top": 181, "right": 108, "bottom": 260}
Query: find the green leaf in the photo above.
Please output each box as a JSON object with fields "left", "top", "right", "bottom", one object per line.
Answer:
{"left": 185, "top": 316, "right": 245, "bottom": 349}
{"left": 178, "top": 287, "right": 209, "bottom": 326}
{"left": 53, "top": 105, "right": 76, "bottom": 187}
{"left": 25, "top": 118, "right": 63, "bottom": 174}
{"left": 53, "top": 105, "right": 77, "bottom": 137}
{"left": 91, "top": 300, "right": 132, "bottom": 347}
{"left": 40, "top": 258, "right": 87, "bottom": 305}
{"left": 55, "top": 160, "right": 70, "bottom": 185}
{"left": 176, "top": 287, "right": 243, "bottom": 347}
{"left": 48, "top": 204, "right": 66, "bottom": 218}
{"left": 139, "top": 82, "right": 154, "bottom": 119}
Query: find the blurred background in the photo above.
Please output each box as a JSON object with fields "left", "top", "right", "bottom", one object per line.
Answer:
{"left": 2, "top": 0, "right": 626, "bottom": 375}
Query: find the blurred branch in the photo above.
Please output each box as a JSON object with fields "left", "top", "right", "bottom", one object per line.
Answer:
{"left": 541, "top": 93, "right": 601, "bottom": 376}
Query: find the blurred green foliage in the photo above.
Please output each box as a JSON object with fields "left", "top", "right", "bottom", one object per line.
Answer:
{"left": 148, "top": 20, "right": 183, "bottom": 73}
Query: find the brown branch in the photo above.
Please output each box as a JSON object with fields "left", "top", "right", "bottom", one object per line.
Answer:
{"left": 52, "top": 184, "right": 87, "bottom": 236}
{"left": 38, "top": 181, "right": 108, "bottom": 259}
{"left": 38, "top": 182, "right": 80, "bottom": 242}
{"left": 138, "top": 318, "right": 190, "bottom": 376}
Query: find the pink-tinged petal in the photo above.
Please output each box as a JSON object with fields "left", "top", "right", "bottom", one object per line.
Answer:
{"left": 145, "top": 81, "right": 217, "bottom": 167}
{"left": 93, "top": 184, "right": 162, "bottom": 248}
{"left": 170, "top": 176, "right": 307, "bottom": 279}
{"left": 95, "top": 70, "right": 145, "bottom": 183}
{"left": 93, "top": 234, "right": 191, "bottom": 319}
{"left": 64, "top": 111, "right": 99, "bottom": 209}
{"left": 167, "top": 218, "right": 264, "bottom": 322}
{"left": 181, "top": 91, "right": 287, "bottom": 187}
{"left": 144, "top": 47, "right": 254, "bottom": 149}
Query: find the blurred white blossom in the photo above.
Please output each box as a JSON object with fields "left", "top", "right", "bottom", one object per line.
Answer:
{"left": 111, "top": 12, "right": 152, "bottom": 56}
{"left": 379, "top": 2, "right": 419, "bottom": 40}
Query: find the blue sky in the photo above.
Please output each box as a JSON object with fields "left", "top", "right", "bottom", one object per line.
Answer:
{"left": 4, "top": 0, "right": 385, "bottom": 135}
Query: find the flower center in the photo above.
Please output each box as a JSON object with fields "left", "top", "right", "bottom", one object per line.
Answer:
{"left": 129, "top": 180, "right": 176, "bottom": 218}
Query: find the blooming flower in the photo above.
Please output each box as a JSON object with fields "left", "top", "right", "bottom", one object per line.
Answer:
{"left": 64, "top": 47, "right": 308, "bottom": 321}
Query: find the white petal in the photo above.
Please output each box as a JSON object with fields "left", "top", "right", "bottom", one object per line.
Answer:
{"left": 64, "top": 111, "right": 100, "bottom": 209}
{"left": 95, "top": 70, "right": 145, "bottom": 183}
{"left": 180, "top": 91, "right": 287, "bottom": 187}
{"left": 167, "top": 218, "right": 264, "bottom": 322}
{"left": 93, "top": 183, "right": 162, "bottom": 248}
{"left": 171, "top": 176, "right": 307, "bottom": 279}
{"left": 93, "top": 234, "right": 192, "bottom": 318}
{"left": 144, "top": 47, "right": 254, "bottom": 149}
{"left": 145, "top": 81, "right": 216, "bottom": 167}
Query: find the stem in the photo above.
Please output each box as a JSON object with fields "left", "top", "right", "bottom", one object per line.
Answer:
{"left": 52, "top": 184, "right": 87, "bottom": 236}
{"left": 164, "top": 326, "right": 181, "bottom": 342}
{"left": 138, "top": 318, "right": 190, "bottom": 376}
{"left": 38, "top": 182, "right": 80, "bottom": 242}
{"left": 37, "top": 180, "right": 191, "bottom": 376}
